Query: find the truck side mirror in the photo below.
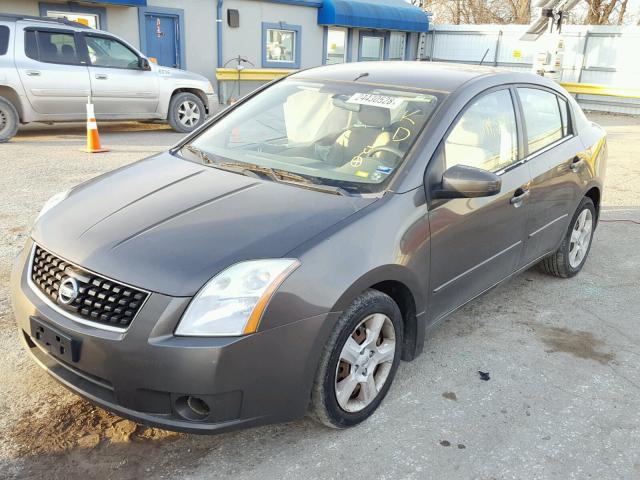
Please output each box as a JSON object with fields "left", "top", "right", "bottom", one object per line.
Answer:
{"left": 139, "top": 57, "right": 152, "bottom": 71}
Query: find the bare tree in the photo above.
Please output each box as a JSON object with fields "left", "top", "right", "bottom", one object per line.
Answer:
{"left": 413, "top": 0, "right": 532, "bottom": 24}
{"left": 413, "top": 0, "right": 633, "bottom": 25}
{"left": 582, "top": 0, "right": 629, "bottom": 24}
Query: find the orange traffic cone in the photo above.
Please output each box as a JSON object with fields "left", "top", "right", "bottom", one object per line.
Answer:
{"left": 83, "top": 100, "right": 109, "bottom": 153}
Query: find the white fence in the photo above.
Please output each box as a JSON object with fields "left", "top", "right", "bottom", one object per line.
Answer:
{"left": 422, "top": 24, "right": 640, "bottom": 115}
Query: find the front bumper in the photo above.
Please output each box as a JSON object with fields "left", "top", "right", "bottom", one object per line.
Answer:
{"left": 205, "top": 93, "right": 218, "bottom": 116}
{"left": 11, "top": 240, "right": 330, "bottom": 434}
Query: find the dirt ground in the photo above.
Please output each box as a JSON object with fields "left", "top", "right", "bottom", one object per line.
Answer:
{"left": 0, "top": 114, "right": 639, "bottom": 479}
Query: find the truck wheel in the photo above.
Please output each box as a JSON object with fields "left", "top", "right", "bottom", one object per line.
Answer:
{"left": 168, "top": 92, "right": 206, "bottom": 133}
{"left": 0, "top": 97, "right": 19, "bottom": 143}
{"left": 310, "top": 289, "right": 403, "bottom": 428}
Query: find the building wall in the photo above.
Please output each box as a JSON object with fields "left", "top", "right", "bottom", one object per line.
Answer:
{"left": 0, "top": 1, "right": 140, "bottom": 47}
{"left": 146, "top": 0, "right": 217, "bottom": 80}
{"left": 222, "top": 0, "right": 323, "bottom": 69}
{"left": 106, "top": 6, "right": 139, "bottom": 48}
{"left": 1, "top": 1, "right": 39, "bottom": 16}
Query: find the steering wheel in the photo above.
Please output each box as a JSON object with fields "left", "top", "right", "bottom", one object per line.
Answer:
{"left": 363, "top": 145, "right": 404, "bottom": 161}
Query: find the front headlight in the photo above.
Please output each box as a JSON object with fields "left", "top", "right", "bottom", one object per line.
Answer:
{"left": 175, "top": 259, "right": 300, "bottom": 337}
{"left": 36, "top": 190, "right": 70, "bottom": 222}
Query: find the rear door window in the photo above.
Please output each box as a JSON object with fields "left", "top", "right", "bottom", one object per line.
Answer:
{"left": 0, "top": 26, "right": 9, "bottom": 56}
{"left": 24, "top": 29, "right": 80, "bottom": 65}
{"left": 518, "top": 87, "right": 564, "bottom": 154}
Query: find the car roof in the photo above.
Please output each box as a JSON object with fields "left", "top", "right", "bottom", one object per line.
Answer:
{"left": 0, "top": 13, "right": 92, "bottom": 29}
{"left": 292, "top": 61, "right": 546, "bottom": 94}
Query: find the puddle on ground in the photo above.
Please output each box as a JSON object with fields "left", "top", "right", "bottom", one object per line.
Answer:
{"left": 535, "top": 325, "right": 614, "bottom": 364}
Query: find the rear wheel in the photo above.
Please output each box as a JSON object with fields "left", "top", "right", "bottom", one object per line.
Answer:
{"left": 167, "top": 92, "right": 206, "bottom": 133}
{"left": 310, "top": 289, "right": 403, "bottom": 428}
{"left": 0, "top": 97, "right": 19, "bottom": 143}
{"left": 539, "top": 197, "right": 596, "bottom": 278}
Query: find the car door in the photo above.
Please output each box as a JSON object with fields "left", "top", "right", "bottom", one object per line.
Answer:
{"left": 426, "top": 87, "right": 532, "bottom": 321}
{"left": 81, "top": 33, "right": 159, "bottom": 116}
{"left": 515, "top": 86, "right": 586, "bottom": 265}
{"left": 16, "top": 27, "right": 90, "bottom": 116}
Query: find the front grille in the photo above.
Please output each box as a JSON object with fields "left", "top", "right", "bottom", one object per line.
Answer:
{"left": 30, "top": 246, "right": 148, "bottom": 328}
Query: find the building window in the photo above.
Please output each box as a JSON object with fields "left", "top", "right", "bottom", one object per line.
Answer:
{"left": 359, "top": 33, "right": 385, "bottom": 61}
{"left": 46, "top": 10, "right": 100, "bottom": 29}
{"left": 326, "top": 27, "right": 346, "bottom": 64}
{"left": 39, "top": 2, "right": 107, "bottom": 30}
{"left": 262, "top": 22, "right": 301, "bottom": 69}
{"left": 388, "top": 32, "right": 406, "bottom": 60}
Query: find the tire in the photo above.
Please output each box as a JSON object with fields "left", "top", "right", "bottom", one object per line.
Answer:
{"left": 539, "top": 197, "right": 596, "bottom": 278}
{"left": 167, "top": 92, "right": 206, "bottom": 133}
{"left": 0, "top": 96, "right": 19, "bottom": 143}
{"left": 310, "top": 289, "right": 403, "bottom": 429}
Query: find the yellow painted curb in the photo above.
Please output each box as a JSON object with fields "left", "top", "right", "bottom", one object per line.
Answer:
{"left": 561, "top": 82, "right": 640, "bottom": 99}
{"left": 215, "top": 68, "right": 295, "bottom": 81}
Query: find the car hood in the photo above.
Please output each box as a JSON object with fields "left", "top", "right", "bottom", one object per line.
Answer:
{"left": 153, "top": 64, "right": 210, "bottom": 85}
{"left": 32, "top": 153, "right": 374, "bottom": 296}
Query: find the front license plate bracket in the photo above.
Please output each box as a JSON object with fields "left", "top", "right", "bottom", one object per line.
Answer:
{"left": 29, "top": 317, "right": 81, "bottom": 363}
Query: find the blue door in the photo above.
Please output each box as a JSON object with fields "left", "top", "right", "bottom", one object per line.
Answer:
{"left": 144, "top": 14, "right": 180, "bottom": 68}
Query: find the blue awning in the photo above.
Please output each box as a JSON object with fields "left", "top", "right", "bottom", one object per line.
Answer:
{"left": 318, "top": 0, "right": 429, "bottom": 33}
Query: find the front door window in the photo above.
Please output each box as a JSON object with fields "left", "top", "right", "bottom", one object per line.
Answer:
{"left": 85, "top": 36, "right": 140, "bottom": 69}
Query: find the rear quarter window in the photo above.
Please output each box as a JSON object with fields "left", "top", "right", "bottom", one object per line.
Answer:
{"left": 0, "top": 25, "right": 9, "bottom": 56}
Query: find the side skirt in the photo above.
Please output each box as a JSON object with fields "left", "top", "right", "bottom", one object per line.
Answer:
{"left": 424, "top": 251, "right": 554, "bottom": 337}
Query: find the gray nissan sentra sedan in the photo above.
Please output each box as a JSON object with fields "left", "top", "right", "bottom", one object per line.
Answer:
{"left": 11, "top": 62, "right": 606, "bottom": 433}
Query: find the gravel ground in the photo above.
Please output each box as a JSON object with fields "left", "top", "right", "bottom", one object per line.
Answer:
{"left": 0, "top": 114, "right": 639, "bottom": 480}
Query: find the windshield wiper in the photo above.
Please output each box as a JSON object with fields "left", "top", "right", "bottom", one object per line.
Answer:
{"left": 181, "top": 146, "right": 349, "bottom": 196}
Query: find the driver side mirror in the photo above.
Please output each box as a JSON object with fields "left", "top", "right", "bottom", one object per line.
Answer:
{"left": 433, "top": 164, "right": 501, "bottom": 199}
{"left": 139, "top": 57, "right": 152, "bottom": 71}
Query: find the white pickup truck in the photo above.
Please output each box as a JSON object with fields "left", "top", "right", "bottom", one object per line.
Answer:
{"left": 0, "top": 14, "right": 216, "bottom": 142}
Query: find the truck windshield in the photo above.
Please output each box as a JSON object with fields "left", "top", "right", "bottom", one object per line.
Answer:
{"left": 182, "top": 79, "right": 442, "bottom": 194}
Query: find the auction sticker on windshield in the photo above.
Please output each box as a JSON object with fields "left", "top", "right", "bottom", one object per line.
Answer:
{"left": 347, "top": 93, "right": 404, "bottom": 109}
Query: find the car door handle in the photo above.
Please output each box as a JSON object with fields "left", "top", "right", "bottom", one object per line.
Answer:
{"left": 510, "top": 188, "right": 530, "bottom": 207}
{"left": 570, "top": 156, "right": 584, "bottom": 172}
{"left": 26, "top": 70, "right": 41, "bottom": 76}
{"left": 95, "top": 74, "right": 108, "bottom": 80}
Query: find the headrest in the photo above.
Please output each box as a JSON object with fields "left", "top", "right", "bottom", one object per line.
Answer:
{"left": 357, "top": 105, "right": 391, "bottom": 128}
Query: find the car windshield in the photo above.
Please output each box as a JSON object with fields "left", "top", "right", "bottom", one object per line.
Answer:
{"left": 181, "top": 79, "right": 442, "bottom": 194}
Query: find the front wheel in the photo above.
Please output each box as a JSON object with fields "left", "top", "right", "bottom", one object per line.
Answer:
{"left": 539, "top": 197, "right": 596, "bottom": 278}
{"left": 167, "top": 92, "right": 206, "bottom": 133}
{"left": 310, "top": 290, "right": 403, "bottom": 428}
{"left": 0, "top": 96, "right": 19, "bottom": 143}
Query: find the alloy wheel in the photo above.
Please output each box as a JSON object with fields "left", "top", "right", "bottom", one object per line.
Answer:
{"left": 177, "top": 100, "right": 201, "bottom": 128}
{"left": 335, "top": 313, "right": 396, "bottom": 412}
{"left": 0, "top": 108, "right": 7, "bottom": 132}
{"left": 569, "top": 208, "right": 593, "bottom": 268}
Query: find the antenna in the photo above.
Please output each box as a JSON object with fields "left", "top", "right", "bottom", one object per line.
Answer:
{"left": 479, "top": 48, "right": 490, "bottom": 65}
